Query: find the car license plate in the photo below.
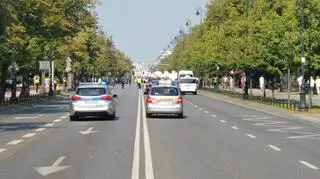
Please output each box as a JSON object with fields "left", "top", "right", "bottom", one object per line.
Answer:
{"left": 85, "top": 101, "right": 96, "bottom": 104}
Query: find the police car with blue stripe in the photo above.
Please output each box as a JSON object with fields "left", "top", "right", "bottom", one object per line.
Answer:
{"left": 69, "top": 82, "right": 118, "bottom": 121}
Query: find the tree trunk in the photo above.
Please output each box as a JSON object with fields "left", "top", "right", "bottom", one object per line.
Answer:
{"left": 272, "top": 77, "right": 276, "bottom": 99}
{"left": 0, "top": 63, "right": 9, "bottom": 104}
{"left": 19, "top": 69, "right": 30, "bottom": 97}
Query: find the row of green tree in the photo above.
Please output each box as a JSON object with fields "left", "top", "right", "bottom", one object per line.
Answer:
{"left": 157, "top": 0, "right": 320, "bottom": 85}
{"left": 0, "top": 0, "right": 133, "bottom": 103}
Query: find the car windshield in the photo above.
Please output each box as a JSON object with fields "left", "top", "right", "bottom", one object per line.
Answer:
{"left": 76, "top": 88, "right": 106, "bottom": 96}
{"left": 180, "top": 79, "right": 197, "bottom": 84}
{"left": 151, "top": 87, "right": 179, "bottom": 96}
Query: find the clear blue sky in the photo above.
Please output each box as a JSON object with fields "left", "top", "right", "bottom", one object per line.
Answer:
{"left": 95, "top": 0, "right": 209, "bottom": 64}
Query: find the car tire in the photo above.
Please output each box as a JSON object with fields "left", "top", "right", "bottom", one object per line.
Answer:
{"left": 178, "top": 113, "right": 184, "bottom": 119}
{"left": 70, "top": 115, "right": 77, "bottom": 121}
{"left": 146, "top": 112, "right": 152, "bottom": 118}
{"left": 194, "top": 91, "right": 197, "bottom": 95}
{"left": 109, "top": 112, "right": 116, "bottom": 120}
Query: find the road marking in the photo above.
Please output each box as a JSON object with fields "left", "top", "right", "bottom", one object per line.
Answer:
{"left": 268, "top": 144, "right": 281, "bottom": 151}
{"left": 79, "top": 127, "right": 99, "bottom": 135}
{"left": 190, "top": 102, "right": 193, "bottom": 105}
{"left": 22, "top": 133, "right": 36, "bottom": 138}
{"left": 199, "top": 108, "right": 203, "bottom": 110}
{"left": 7, "top": 139, "right": 23, "bottom": 145}
{"left": 220, "top": 120, "right": 226, "bottom": 123}
{"left": 299, "top": 161, "right": 319, "bottom": 170}
{"left": 194, "top": 105, "right": 198, "bottom": 108}
{"left": 131, "top": 92, "right": 141, "bottom": 179}
{"left": 211, "top": 114, "right": 217, "bottom": 117}
{"left": 0, "top": 148, "right": 6, "bottom": 153}
{"left": 14, "top": 114, "right": 43, "bottom": 119}
{"left": 34, "top": 156, "right": 71, "bottom": 176}
{"left": 60, "top": 116, "right": 68, "bottom": 119}
{"left": 246, "top": 134, "right": 256, "bottom": 139}
{"left": 204, "top": 111, "right": 209, "bottom": 114}
{"left": 44, "top": 123, "right": 55, "bottom": 127}
{"left": 141, "top": 95, "right": 155, "bottom": 179}
{"left": 287, "top": 133, "right": 320, "bottom": 139}
{"left": 34, "top": 128, "right": 46, "bottom": 132}
{"left": 53, "top": 119, "right": 62, "bottom": 123}
{"left": 231, "top": 126, "right": 239, "bottom": 130}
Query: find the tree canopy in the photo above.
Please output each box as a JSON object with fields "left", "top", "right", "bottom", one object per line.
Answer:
{"left": 157, "top": 0, "right": 320, "bottom": 80}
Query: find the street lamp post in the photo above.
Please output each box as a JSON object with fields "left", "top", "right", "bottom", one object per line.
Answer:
{"left": 195, "top": 6, "right": 203, "bottom": 41}
{"left": 186, "top": 19, "right": 192, "bottom": 41}
{"left": 298, "top": 0, "right": 308, "bottom": 111}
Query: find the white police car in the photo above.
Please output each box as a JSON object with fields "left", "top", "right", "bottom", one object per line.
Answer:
{"left": 69, "top": 82, "right": 118, "bottom": 121}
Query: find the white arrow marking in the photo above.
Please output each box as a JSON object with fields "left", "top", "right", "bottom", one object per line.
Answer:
{"left": 34, "top": 156, "right": 71, "bottom": 176}
{"left": 14, "top": 114, "right": 43, "bottom": 119}
{"left": 79, "top": 127, "right": 99, "bottom": 135}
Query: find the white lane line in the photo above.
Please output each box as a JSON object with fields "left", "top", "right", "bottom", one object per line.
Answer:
{"left": 22, "top": 133, "right": 36, "bottom": 138}
{"left": 34, "top": 128, "right": 46, "bottom": 132}
{"left": 44, "top": 123, "right": 55, "bottom": 127}
{"left": 0, "top": 148, "right": 6, "bottom": 153}
{"left": 190, "top": 102, "right": 193, "bottom": 105}
{"left": 131, "top": 92, "right": 141, "bottom": 179}
{"left": 53, "top": 119, "right": 62, "bottom": 123}
{"left": 204, "top": 111, "right": 209, "bottom": 114}
{"left": 268, "top": 144, "right": 281, "bottom": 151}
{"left": 7, "top": 140, "right": 23, "bottom": 145}
{"left": 220, "top": 120, "right": 226, "bottom": 123}
{"left": 141, "top": 95, "right": 155, "bottom": 179}
{"left": 194, "top": 105, "right": 198, "bottom": 108}
{"left": 246, "top": 134, "right": 256, "bottom": 139}
{"left": 14, "top": 114, "right": 43, "bottom": 119}
{"left": 60, "top": 116, "right": 68, "bottom": 119}
{"left": 211, "top": 114, "right": 217, "bottom": 118}
{"left": 231, "top": 126, "right": 239, "bottom": 130}
{"left": 299, "top": 161, "right": 319, "bottom": 170}
{"left": 199, "top": 108, "right": 203, "bottom": 111}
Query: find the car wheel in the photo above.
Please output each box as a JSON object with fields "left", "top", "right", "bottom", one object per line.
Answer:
{"left": 146, "top": 112, "right": 152, "bottom": 118}
{"left": 178, "top": 113, "right": 184, "bottom": 118}
{"left": 109, "top": 112, "right": 116, "bottom": 120}
{"left": 194, "top": 91, "right": 197, "bottom": 95}
{"left": 70, "top": 115, "right": 77, "bottom": 121}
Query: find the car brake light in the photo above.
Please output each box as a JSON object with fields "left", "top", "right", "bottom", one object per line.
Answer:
{"left": 177, "top": 96, "right": 183, "bottom": 104}
{"left": 101, "top": 95, "right": 112, "bottom": 101}
{"left": 146, "top": 96, "right": 152, "bottom": 103}
{"left": 71, "top": 95, "right": 81, "bottom": 101}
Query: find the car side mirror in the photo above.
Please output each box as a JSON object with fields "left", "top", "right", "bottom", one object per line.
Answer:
{"left": 112, "top": 94, "right": 118, "bottom": 98}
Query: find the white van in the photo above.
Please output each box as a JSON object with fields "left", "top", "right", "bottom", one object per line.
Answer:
{"left": 179, "top": 76, "right": 198, "bottom": 95}
{"left": 178, "top": 70, "right": 194, "bottom": 79}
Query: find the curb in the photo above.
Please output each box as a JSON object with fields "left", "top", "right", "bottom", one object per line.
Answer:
{"left": 198, "top": 90, "right": 320, "bottom": 125}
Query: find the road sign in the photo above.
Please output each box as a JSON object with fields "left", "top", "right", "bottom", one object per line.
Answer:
{"left": 65, "top": 66, "right": 71, "bottom": 73}
{"left": 39, "top": 61, "right": 50, "bottom": 70}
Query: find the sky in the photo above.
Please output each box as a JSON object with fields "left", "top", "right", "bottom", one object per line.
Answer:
{"left": 95, "top": 0, "right": 209, "bottom": 64}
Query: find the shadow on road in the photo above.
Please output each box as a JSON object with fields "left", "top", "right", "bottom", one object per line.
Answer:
{"left": 71, "top": 116, "right": 120, "bottom": 122}
{"left": 148, "top": 115, "right": 187, "bottom": 120}
{"left": 0, "top": 122, "right": 47, "bottom": 132}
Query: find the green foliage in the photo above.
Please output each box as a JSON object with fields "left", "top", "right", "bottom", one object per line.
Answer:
{"left": 158, "top": 0, "right": 320, "bottom": 78}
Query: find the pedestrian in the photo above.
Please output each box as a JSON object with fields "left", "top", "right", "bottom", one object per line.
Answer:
{"left": 316, "top": 76, "right": 320, "bottom": 95}
{"left": 310, "top": 76, "right": 315, "bottom": 96}
{"left": 297, "top": 76, "right": 303, "bottom": 92}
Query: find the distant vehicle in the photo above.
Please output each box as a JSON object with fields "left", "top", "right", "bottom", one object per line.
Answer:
{"left": 69, "top": 82, "right": 118, "bottom": 121}
{"left": 178, "top": 70, "right": 194, "bottom": 79}
{"left": 145, "top": 84, "right": 183, "bottom": 118}
{"left": 179, "top": 76, "right": 198, "bottom": 95}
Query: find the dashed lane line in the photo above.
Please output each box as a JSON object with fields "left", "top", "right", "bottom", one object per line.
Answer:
{"left": 231, "top": 126, "right": 239, "bottom": 130}
{"left": 60, "top": 116, "right": 68, "bottom": 119}
{"left": 268, "top": 144, "right": 282, "bottom": 151}
{"left": 199, "top": 108, "right": 203, "bottom": 111}
{"left": 204, "top": 111, "right": 209, "bottom": 114}
{"left": 299, "top": 161, "right": 319, "bottom": 170}
{"left": 34, "top": 128, "right": 46, "bottom": 132}
{"left": 53, "top": 119, "right": 62, "bottom": 123}
{"left": 194, "top": 105, "right": 198, "bottom": 108}
{"left": 246, "top": 134, "right": 257, "bottom": 139}
{"left": 43, "top": 123, "right": 55, "bottom": 127}
{"left": 220, "top": 120, "right": 226, "bottom": 123}
{"left": 211, "top": 114, "right": 217, "bottom": 118}
{"left": 7, "top": 140, "right": 23, "bottom": 145}
{"left": 0, "top": 148, "right": 6, "bottom": 153}
{"left": 22, "top": 133, "right": 36, "bottom": 138}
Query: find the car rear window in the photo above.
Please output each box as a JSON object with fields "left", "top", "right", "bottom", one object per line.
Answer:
{"left": 151, "top": 87, "right": 179, "bottom": 96}
{"left": 180, "top": 79, "right": 197, "bottom": 83}
{"left": 76, "top": 88, "right": 106, "bottom": 96}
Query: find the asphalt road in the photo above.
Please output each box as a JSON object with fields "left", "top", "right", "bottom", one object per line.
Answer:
{"left": 0, "top": 85, "right": 319, "bottom": 179}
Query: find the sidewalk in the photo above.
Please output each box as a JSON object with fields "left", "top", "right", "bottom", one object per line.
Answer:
{"left": 221, "top": 87, "right": 320, "bottom": 107}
